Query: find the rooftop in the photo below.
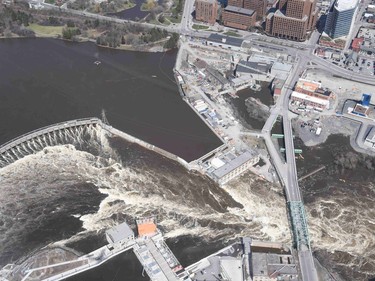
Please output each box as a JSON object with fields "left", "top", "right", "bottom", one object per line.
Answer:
{"left": 273, "top": 9, "right": 308, "bottom": 21}
{"left": 137, "top": 218, "right": 157, "bottom": 237}
{"left": 237, "top": 60, "right": 272, "bottom": 74}
{"left": 252, "top": 252, "right": 298, "bottom": 279}
{"left": 335, "top": 0, "right": 358, "bottom": 11}
{"left": 291, "top": 91, "right": 330, "bottom": 106}
{"left": 224, "top": 5, "right": 255, "bottom": 16}
{"left": 207, "top": 33, "right": 244, "bottom": 47}
{"left": 220, "top": 259, "right": 244, "bottom": 281}
{"left": 212, "top": 151, "right": 255, "bottom": 179}
{"left": 296, "top": 78, "right": 321, "bottom": 92}
{"left": 106, "top": 222, "right": 134, "bottom": 244}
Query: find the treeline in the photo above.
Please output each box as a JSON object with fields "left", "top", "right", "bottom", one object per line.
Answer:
{"left": 0, "top": 4, "right": 179, "bottom": 50}
{"left": 0, "top": 6, "right": 35, "bottom": 37}
{"left": 96, "top": 27, "right": 172, "bottom": 48}
{"left": 140, "top": 27, "right": 167, "bottom": 43}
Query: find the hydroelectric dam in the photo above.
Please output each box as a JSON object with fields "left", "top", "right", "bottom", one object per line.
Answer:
{"left": 0, "top": 117, "right": 194, "bottom": 170}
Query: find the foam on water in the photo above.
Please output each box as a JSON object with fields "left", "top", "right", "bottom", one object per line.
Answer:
{"left": 0, "top": 127, "right": 374, "bottom": 280}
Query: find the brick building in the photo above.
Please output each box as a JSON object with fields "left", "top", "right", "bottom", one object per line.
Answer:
{"left": 195, "top": 0, "right": 219, "bottom": 25}
{"left": 228, "top": 0, "right": 267, "bottom": 19}
{"left": 244, "top": 0, "right": 268, "bottom": 19}
{"left": 222, "top": 5, "right": 256, "bottom": 30}
{"left": 265, "top": 0, "right": 318, "bottom": 41}
{"left": 228, "top": 0, "right": 244, "bottom": 6}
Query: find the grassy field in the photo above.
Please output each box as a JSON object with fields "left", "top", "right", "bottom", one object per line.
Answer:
{"left": 192, "top": 24, "right": 209, "bottom": 30}
{"left": 28, "top": 24, "right": 64, "bottom": 36}
{"left": 223, "top": 31, "right": 242, "bottom": 37}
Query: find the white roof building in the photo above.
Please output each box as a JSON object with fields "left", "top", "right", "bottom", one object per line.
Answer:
{"left": 291, "top": 91, "right": 330, "bottom": 109}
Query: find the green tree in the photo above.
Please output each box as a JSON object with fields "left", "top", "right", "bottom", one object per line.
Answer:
{"left": 164, "top": 32, "right": 179, "bottom": 49}
{"left": 66, "top": 20, "right": 75, "bottom": 28}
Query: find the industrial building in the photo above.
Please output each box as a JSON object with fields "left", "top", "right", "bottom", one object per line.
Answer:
{"left": 355, "top": 94, "right": 372, "bottom": 116}
{"left": 270, "top": 61, "right": 293, "bottom": 80}
{"left": 265, "top": 0, "right": 318, "bottom": 41}
{"left": 291, "top": 91, "right": 330, "bottom": 110}
{"left": 195, "top": 0, "right": 218, "bottom": 25}
{"left": 106, "top": 221, "right": 135, "bottom": 251}
{"left": 295, "top": 79, "right": 333, "bottom": 100}
{"left": 206, "top": 33, "right": 244, "bottom": 51}
{"left": 186, "top": 238, "right": 298, "bottom": 281}
{"left": 222, "top": 5, "right": 257, "bottom": 30}
{"left": 236, "top": 60, "right": 273, "bottom": 81}
{"left": 208, "top": 150, "right": 260, "bottom": 185}
{"left": 290, "top": 78, "right": 334, "bottom": 111}
{"left": 324, "top": 0, "right": 359, "bottom": 39}
{"left": 344, "top": 94, "right": 375, "bottom": 120}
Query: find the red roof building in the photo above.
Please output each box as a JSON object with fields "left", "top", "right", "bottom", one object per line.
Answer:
{"left": 351, "top": 37, "right": 364, "bottom": 52}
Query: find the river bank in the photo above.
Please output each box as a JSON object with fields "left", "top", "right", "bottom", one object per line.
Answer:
{"left": 0, "top": 3, "right": 178, "bottom": 53}
{"left": 0, "top": 29, "right": 172, "bottom": 53}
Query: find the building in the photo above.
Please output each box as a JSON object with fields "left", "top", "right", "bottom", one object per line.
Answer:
{"left": 195, "top": 0, "right": 219, "bottom": 25}
{"left": 136, "top": 217, "right": 158, "bottom": 238}
{"left": 210, "top": 150, "right": 259, "bottom": 185}
{"left": 244, "top": 0, "right": 268, "bottom": 19}
{"left": 290, "top": 78, "right": 334, "bottom": 111}
{"left": 228, "top": 0, "right": 267, "bottom": 19}
{"left": 252, "top": 252, "right": 298, "bottom": 281}
{"left": 222, "top": 5, "right": 257, "bottom": 29}
{"left": 357, "top": 27, "right": 375, "bottom": 54}
{"left": 295, "top": 78, "right": 333, "bottom": 100}
{"left": 265, "top": 0, "right": 318, "bottom": 41}
{"left": 368, "top": 4, "right": 375, "bottom": 13}
{"left": 364, "top": 127, "right": 375, "bottom": 149}
{"left": 106, "top": 221, "right": 135, "bottom": 250}
{"left": 206, "top": 33, "right": 244, "bottom": 51}
{"left": 236, "top": 60, "right": 273, "bottom": 81}
{"left": 228, "top": 0, "right": 244, "bottom": 6}
{"left": 291, "top": 91, "right": 330, "bottom": 110}
{"left": 218, "top": 0, "right": 228, "bottom": 6}
{"left": 272, "top": 78, "right": 285, "bottom": 97}
{"left": 351, "top": 37, "right": 364, "bottom": 52}
{"left": 351, "top": 94, "right": 374, "bottom": 117}
{"left": 270, "top": 61, "right": 293, "bottom": 80}
{"left": 324, "top": 0, "right": 359, "bottom": 39}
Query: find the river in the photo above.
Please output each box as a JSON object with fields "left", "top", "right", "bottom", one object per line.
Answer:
{"left": 0, "top": 38, "right": 374, "bottom": 281}
{"left": 0, "top": 38, "right": 222, "bottom": 162}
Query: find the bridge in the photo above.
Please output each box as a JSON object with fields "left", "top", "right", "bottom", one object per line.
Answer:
{"left": 281, "top": 55, "right": 317, "bottom": 281}
{"left": 0, "top": 118, "right": 101, "bottom": 168}
{"left": 280, "top": 148, "right": 302, "bottom": 153}
{"left": 272, "top": 133, "right": 295, "bottom": 139}
{"left": 261, "top": 53, "right": 318, "bottom": 281}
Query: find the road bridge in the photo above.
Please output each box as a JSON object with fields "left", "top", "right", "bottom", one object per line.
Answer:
{"left": 281, "top": 56, "right": 318, "bottom": 281}
{"left": 0, "top": 118, "right": 101, "bottom": 168}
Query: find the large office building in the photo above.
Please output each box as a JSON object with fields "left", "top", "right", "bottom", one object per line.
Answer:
{"left": 228, "top": 0, "right": 244, "bottom": 6}
{"left": 265, "top": 0, "right": 318, "bottom": 41}
{"left": 324, "top": 0, "right": 359, "bottom": 39}
{"left": 244, "top": 0, "right": 268, "bottom": 19}
{"left": 228, "top": 0, "right": 267, "bottom": 18}
{"left": 195, "top": 0, "right": 219, "bottom": 25}
{"left": 222, "top": 5, "right": 257, "bottom": 29}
